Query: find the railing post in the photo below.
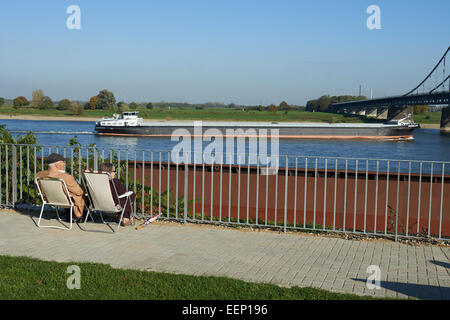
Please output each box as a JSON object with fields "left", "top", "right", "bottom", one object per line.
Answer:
{"left": 93, "top": 148, "right": 98, "bottom": 171}
{"left": 395, "top": 161, "right": 400, "bottom": 242}
{"left": 12, "top": 145, "right": 17, "bottom": 206}
{"left": 184, "top": 155, "right": 188, "bottom": 225}
{"left": 283, "top": 155, "right": 288, "bottom": 233}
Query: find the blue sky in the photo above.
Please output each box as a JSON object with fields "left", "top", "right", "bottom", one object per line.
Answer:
{"left": 0, "top": 0, "right": 449, "bottom": 105}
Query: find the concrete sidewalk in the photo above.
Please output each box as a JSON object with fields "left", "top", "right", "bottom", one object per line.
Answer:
{"left": 0, "top": 211, "right": 449, "bottom": 299}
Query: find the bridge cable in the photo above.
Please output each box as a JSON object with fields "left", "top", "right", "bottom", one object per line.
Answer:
{"left": 429, "top": 75, "right": 450, "bottom": 94}
{"left": 443, "top": 56, "right": 446, "bottom": 91}
{"left": 404, "top": 45, "right": 450, "bottom": 96}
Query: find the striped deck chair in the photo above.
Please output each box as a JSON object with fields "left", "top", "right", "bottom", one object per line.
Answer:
{"left": 81, "top": 170, "right": 134, "bottom": 233}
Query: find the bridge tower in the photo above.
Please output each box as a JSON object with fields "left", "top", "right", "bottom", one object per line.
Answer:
{"left": 441, "top": 105, "right": 450, "bottom": 132}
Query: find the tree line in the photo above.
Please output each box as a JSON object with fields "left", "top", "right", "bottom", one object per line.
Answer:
{"left": 1, "top": 90, "right": 309, "bottom": 114}
{"left": 0, "top": 90, "right": 433, "bottom": 116}
{"left": 306, "top": 95, "right": 368, "bottom": 112}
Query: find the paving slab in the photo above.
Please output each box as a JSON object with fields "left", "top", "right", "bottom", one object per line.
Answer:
{"left": 0, "top": 211, "right": 449, "bottom": 299}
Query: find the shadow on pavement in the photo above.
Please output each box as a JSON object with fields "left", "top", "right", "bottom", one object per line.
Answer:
{"left": 430, "top": 260, "right": 450, "bottom": 269}
{"left": 7, "top": 203, "right": 116, "bottom": 230}
{"left": 351, "top": 278, "right": 450, "bottom": 300}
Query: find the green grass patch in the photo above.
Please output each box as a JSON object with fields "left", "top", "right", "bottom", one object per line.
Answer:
{"left": 1, "top": 105, "right": 372, "bottom": 123}
{"left": 413, "top": 112, "right": 442, "bottom": 124}
{"left": 1, "top": 104, "right": 443, "bottom": 124}
{"left": 0, "top": 255, "right": 372, "bottom": 300}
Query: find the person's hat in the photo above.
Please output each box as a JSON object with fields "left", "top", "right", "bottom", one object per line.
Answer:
{"left": 47, "top": 153, "right": 65, "bottom": 165}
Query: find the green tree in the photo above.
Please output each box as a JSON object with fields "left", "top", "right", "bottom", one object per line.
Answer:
{"left": 267, "top": 104, "right": 278, "bottom": 112}
{"left": 306, "top": 95, "right": 367, "bottom": 112}
{"left": 58, "top": 99, "right": 71, "bottom": 110}
{"left": 146, "top": 102, "right": 153, "bottom": 109}
{"left": 89, "top": 96, "right": 98, "bottom": 110}
{"left": 279, "top": 101, "right": 290, "bottom": 110}
{"left": 0, "top": 97, "right": 4, "bottom": 106}
{"left": 96, "top": 89, "right": 116, "bottom": 110}
{"left": 71, "top": 102, "right": 83, "bottom": 115}
{"left": 306, "top": 99, "right": 318, "bottom": 112}
{"left": 38, "top": 96, "right": 54, "bottom": 109}
{"left": 13, "top": 96, "right": 30, "bottom": 108}
{"left": 413, "top": 105, "right": 428, "bottom": 115}
{"left": 117, "top": 101, "right": 128, "bottom": 112}
{"left": 129, "top": 102, "right": 138, "bottom": 110}
{"left": 32, "top": 89, "right": 44, "bottom": 107}
{"left": 0, "top": 125, "right": 40, "bottom": 203}
{"left": 317, "top": 95, "right": 330, "bottom": 112}
{"left": 0, "top": 124, "right": 38, "bottom": 144}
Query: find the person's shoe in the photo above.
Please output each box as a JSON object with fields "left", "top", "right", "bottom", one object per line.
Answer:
{"left": 121, "top": 218, "right": 131, "bottom": 227}
{"left": 69, "top": 215, "right": 84, "bottom": 223}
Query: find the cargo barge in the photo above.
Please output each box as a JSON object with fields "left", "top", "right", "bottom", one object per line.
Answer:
{"left": 94, "top": 112, "right": 419, "bottom": 140}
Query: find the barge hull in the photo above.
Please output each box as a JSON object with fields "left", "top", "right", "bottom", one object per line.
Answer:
{"left": 94, "top": 125, "right": 416, "bottom": 140}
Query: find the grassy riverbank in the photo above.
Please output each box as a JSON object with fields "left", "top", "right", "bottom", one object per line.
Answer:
{"left": 0, "top": 255, "right": 373, "bottom": 300}
{"left": 412, "top": 112, "right": 442, "bottom": 124}
{"left": 0, "top": 104, "right": 442, "bottom": 124}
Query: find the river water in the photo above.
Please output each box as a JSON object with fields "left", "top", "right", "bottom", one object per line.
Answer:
{"left": 2, "top": 119, "right": 450, "bottom": 173}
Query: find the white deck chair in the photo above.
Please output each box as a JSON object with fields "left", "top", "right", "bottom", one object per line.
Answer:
{"left": 81, "top": 170, "right": 134, "bottom": 233}
{"left": 35, "top": 177, "right": 74, "bottom": 230}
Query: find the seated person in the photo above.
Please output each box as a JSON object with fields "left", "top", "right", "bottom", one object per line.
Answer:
{"left": 36, "top": 153, "right": 86, "bottom": 220}
{"left": 99, "top": 162, "right": 136, "bottom": 226}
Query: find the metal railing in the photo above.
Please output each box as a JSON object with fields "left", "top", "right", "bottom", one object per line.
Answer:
{"left": 1, "top": 143, "right": 449, "bottom": 241}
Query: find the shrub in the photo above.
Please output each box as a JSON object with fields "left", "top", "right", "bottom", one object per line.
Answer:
{"left": 32, "top": 89, "right": 44, "bottom": 107}
{"left": 117, "top": 101, "right": 128, "bottom": 112}
{"left": 413, "top": 105, "right": 428, "bottom": 115}
{"left": 71, "top": 102, "right": 83, "bottom": 115}
{"left": 13, "top": 96, "right": 30, "bottom": 108}
{"left": 96, "top": 89, "right": 116, "bottom": 109}
{"left": 279, "top": 101, "right": 290, "bottom": 110}
{"left": 58, "top": 99, "right": 71, "bottom": 110}
{"left": 38, "top": 96, "right": 54, "bottom": 109}
{"left": 267, "top": 104, "right": 278, "bottom": 112}
{"left": 89, "top": 96, "right": 98, "bottom": 110}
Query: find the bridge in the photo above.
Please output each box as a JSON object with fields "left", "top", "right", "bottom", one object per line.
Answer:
{"left": 330, "top": 46, "right": 450, "bottom": 131}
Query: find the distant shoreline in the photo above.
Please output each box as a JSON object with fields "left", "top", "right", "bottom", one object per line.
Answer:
{"left": 0, "top": 114, "right": 442, "bottom": 129}
{"left": 419, "top": 123, "right": 441, "bottom": 129}
{"left": 0, "top": 114, "right": 97, "bottom": 122}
